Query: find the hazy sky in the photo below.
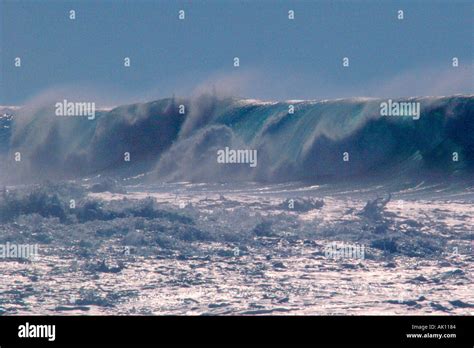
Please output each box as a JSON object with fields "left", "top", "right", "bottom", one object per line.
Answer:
{"left": 1, "top": 0, "right": 473, "bottom": 105}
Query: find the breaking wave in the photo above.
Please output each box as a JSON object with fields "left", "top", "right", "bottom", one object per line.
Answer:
{"left": 1, "top": 94, "right": 473, "bottom": 183}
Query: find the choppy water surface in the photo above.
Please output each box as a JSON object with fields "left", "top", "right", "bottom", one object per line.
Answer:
{"left": 0, "top": 180, "right": 472, "bottom": 315}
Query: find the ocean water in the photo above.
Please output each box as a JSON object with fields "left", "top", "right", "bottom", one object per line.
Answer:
{"left": 1, "top": 95, "right": 473, "bottom": 182}
{"left": 0, "top": 96, "right": 472, "bottom": 315}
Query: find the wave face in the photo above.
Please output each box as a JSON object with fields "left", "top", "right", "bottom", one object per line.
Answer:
{"left": 1, "top": 95, "right": 473, "bottom": 183}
